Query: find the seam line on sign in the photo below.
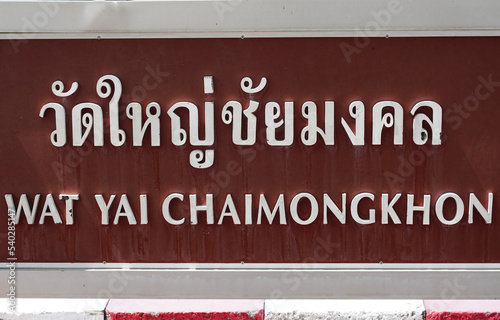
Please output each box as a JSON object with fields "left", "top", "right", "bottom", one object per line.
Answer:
{"left": 3, "top": 263, "right": 500, "bottom": 270}
{"left": 3, "top": 29, "right": 500, "bottom": 39}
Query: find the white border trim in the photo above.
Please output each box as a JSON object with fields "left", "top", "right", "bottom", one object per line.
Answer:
{"left": 0, "top": 263, "right": 500, "bottom": 299}
{"left": 5, "top": 30, "right": 500, "bottom": 39}
{"left": 1, "top": 0, "right": 500, "bottom": 39}
{"left": 1, "top": 267, "right": 499, "bottom": 298}
{"left": 2, "top": 0, "right": 500, "bottom": 299}
{"left": 1, "top": 263, "right": 499, "bottom": 298}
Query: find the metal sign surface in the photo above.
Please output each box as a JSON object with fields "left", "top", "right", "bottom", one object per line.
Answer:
{"left": 1, "top": 37, "right": 500, "bottom": 264}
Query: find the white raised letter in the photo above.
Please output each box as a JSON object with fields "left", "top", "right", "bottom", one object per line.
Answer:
{"left": 168, "top": 88, "right": 215, "bottom": 146}
{"left": 381, "top": 193, "right": 402, "bottom": 224}
{"left": 113, "top": 194, "right": 137, "bottom": 225}
{"left": 39, "top": 194, "right": 62, "bottom": 224}
{"left": 468, "top": 193, "right": 493, "bottom": 224}
{"left": 265, "top": 102, "right": 294, "bottom": 146}
{"left": 189, "top": 194, "right": 214, "bottom": 225}
{"left": 301, "top": 101, "right": 334, "bottom": 145}
{"left": 435, "top": 193, "right": 464, "bottom": 225}
{"left": 407, "top": 194, "right": 431, "bottom": 225}
{"left": 162, "top": 193, "right": 185, "bottom": 225}
{"left": 372, "top": 101, "right": 403, "bottom": 145}
{"left": 72, "top": 103, "right": 104, "bottom": 146}
{"left": 52, "top": 80, "right": 78, "bottom": 97}
{"left": 39, "top": 80, "right": 78, "bottom": 147}
{"left": 5, "top": 194, "right": 40, "bottom": 224}
{"left": 218, "top": 194, "right": 241, "bottom": 224}
{"left": 59, "top": 194, "right": 79, "bottom": 225}
{"left": 341, "top": 101, "right": 365, "bottom": 145}
{"left": 410, "top": 100, "right": 442, "bottom": 145}
{"left": 323, "top": 193, "right": 346, "bottom": 224}
{"left": 95, "top": 194, "right": 116, "bottom": 225}
{"left": 351, "top": 193, "right": 375, "bottom": 224}
{"left": 221, "top": 76, "right": 264, "bottom": 145}
{"left": 140, "top": 194, "right": 148, "bottom": 225}
{"left": 257, "top": 194, "right": 286, "bottom": 224}
{"left": 245, "top": 194, "right": 253, "bottom": 225}
{"left": 290, "top": 193, "right": 319, "bottom": 225}
{"left": 126, "top": 102, "right": 161, "bottom": 146}
{"left": 40, "top": 103, "right": 67, "bottom": 147}
{"left": 168, "top": 77, "right": 215, "bottom": 168}
{"left": 97, "top": 75, "right": 126, "bottom": 146}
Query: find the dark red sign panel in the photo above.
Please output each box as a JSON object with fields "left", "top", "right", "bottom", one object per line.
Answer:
{"left": 1, "top": 38, "right": 500, "bottom": 263}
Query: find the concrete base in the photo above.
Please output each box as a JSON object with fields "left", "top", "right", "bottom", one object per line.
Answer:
{"left": 2, "top": 299, "right": 500, "bottom": 319}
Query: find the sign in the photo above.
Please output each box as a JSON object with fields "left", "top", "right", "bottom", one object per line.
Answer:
{"left": 1, "top": 37, "right": 500, "bottom": 263}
